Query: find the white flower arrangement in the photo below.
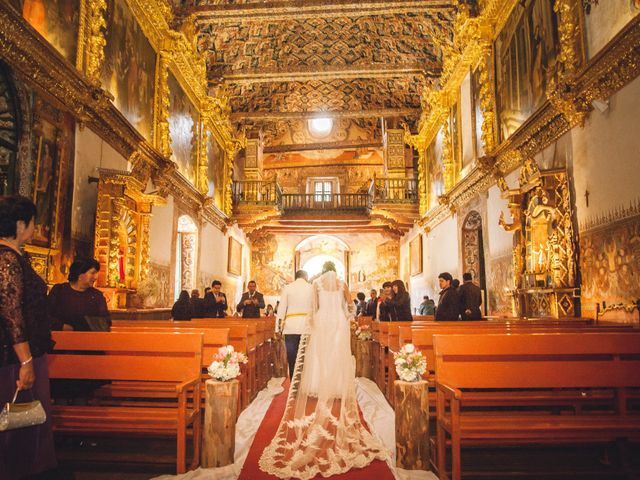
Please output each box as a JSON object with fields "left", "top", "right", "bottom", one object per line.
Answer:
{"left": 355, "top": 324, "right": 372, "bottom": 341}
{"left": 393, "top": 343, "right": 427, "bottom": 383}
{"left": 207, "top": 345, "right": 248, "bottom": 382}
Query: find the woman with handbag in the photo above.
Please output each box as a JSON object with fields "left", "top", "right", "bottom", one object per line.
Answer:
{"left": 0, "top": 195, "right": 56, "bottom": 479}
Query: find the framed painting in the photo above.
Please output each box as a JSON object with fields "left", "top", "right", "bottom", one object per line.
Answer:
{"left": 22, "top": 0, "right": 81, "bottom": 64}
{"left": 470, "top": 65, "right": 485, "bottom": 159}
{"left": 495, "top": 0, "right": 560, "bottom": 142}
{"left": 228, "top": 236, "right": 242, "bottom": 276}
{"left": 168, "top": 70, "right": 198, "bottom": 185}
{"left": 410, "top": 235, "right": 423, "bottom": 276}
{"left": 450, "top": 101, "right": 462, "bottom": 171}
{"left": 101, "top": 0, "right": 156, "bottom": 141}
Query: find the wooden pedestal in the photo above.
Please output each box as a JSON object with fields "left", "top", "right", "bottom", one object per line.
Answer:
{"left": 395, "top": 380, "right": 429, "bottom": 470}
{"left": 202, "top": 379, "right": 238, "bottom": 468}
{"left": 355, "top": 339, "right": 372, "bottom": 379}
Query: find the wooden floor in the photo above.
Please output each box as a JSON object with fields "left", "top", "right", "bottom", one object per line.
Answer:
{"left": 36, "top": 434, "right": 640, "bottom": 479}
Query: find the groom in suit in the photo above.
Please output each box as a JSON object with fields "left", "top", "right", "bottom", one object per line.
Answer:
{"left": 277, "top": 270, "right": 314, "bottom": 378}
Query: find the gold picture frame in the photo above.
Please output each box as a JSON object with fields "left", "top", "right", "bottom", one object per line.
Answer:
{"left": 227, "top": 237, "right": 242, "bottom": 276}
{"left": 410, "top": 235, "right": 423, "bottom": 276}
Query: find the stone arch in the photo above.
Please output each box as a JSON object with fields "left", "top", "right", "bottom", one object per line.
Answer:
{"left": 461, "top": 210, "right": 487, "bottom": 295}
{"left": 175, "top": 214, "right": 198, "bottom": 299}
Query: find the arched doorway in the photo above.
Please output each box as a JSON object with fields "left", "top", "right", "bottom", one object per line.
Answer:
{"left": 462, "top": 211, "right": 487, "bottom": 312}
{"left": 295, "top": 235, "right": 350, "bottom": 283}
{"left": 175, "top": 215, "right": 198, "bottom": 300}
{"left": 0, "top": 63, "right": 20, "bottom": 195}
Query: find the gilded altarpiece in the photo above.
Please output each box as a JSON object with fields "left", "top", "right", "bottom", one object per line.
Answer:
{"left": 500, "top": 160, "right": 578, "bottom": 317}
{"left": 24, "top": 95, "right": 75, "bottom": 285}
{"left": 0, "top": 65, "right": 19, "bottom": 195}
{"left": 93, "top": 170, "right": 158, "bottom": 307}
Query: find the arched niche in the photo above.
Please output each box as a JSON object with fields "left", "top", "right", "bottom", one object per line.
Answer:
{"left": 461, "top": 210, "right": 487, "bottom": 292}
{"left": 295, "top": 235, "right": 350, "bottom": 282}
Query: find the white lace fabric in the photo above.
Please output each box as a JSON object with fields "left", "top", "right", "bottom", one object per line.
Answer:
{"left": 259, "top": 271, "right": 388, "bottom": 479}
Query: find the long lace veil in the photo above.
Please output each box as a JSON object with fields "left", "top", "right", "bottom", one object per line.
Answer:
{"left": 259, "top": 271, "right": 387, "bottom": 479}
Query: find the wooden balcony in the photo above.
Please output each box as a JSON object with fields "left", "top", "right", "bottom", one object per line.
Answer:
{"left": 281, "top": 193, "right": 371, "bottom": 212}
{"left": 232, "top": 180, "right": 281, "bottom": 206}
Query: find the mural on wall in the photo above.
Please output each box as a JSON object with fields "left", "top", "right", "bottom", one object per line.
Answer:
{"left": 22, "top": 0, "right": 80, "bottom": 63}
{"left": 168, "top": 70, "right": 198, "bottom": 184}
{"left": 487, "top": 253, "right": 514, "bottom": 315}
{"left": 495, "top": 0, "right": 559, "bottom": 142}
{"left": 580, "top": 213, "right": 640, "bottom": 310}
{"left": 262, "top": 150, "right": 384, "bottom": 194}
{"left": 426, "top": 131, "right": 444, "bottom": 209}
{"left": 450, "top": 101, "right": 462, "bottom": 170}
{"left": 144, "top": 262, "right": 171, "bottom": 308}
{"left": 101, "top": 0, "right": 156, "bottom": 141}
{"left": 251, "top": 233, "right": 294, "bottom": 296}
{"left": 207, "top": 131, "right": 225, "bottom": 211}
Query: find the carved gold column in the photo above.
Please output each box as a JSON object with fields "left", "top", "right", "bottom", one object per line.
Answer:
{"left": 196, "top": 121, "right": 209, "bottom": 194}
{"left": 385, "top": 129, "right": 406, "bottom": 176}
{"left": 154, "top": 50, "right": 172, "bottom": 158}
{"left": 223, "top": 139, "right": 244, "bottom": 217}
{"left": 139, "top": 211, "right": 151, "bottom": 282}
{"left": 442, "top": 121, "right": 455, "bottom": 192}
{"left": 405, "top": 130, "right": 428, "bottom": 216}
{"left": 478, "top": 45, "right": 497, "bottom": 155}
{"left": 108, "top": 198, "right": 124, "bottom": 287}
{"left": 82, "top": 0, "right": 107, "bottom": 84}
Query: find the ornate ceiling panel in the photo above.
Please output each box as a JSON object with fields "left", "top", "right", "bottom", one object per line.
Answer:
{"left": 182, "top": 0, "right": 455, "bottom": 151}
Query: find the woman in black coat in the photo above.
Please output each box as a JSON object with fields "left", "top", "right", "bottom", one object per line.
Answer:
{"left": 387, "top": 279, "right": 412, "bottom": 321}
{"left": 171, "top": 290, "right": 193, "bottom": 321}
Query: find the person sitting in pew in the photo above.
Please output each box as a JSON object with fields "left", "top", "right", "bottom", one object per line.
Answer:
{"left": 171, "top": 290, "right": 193, "bottom": 321}
{"left": 190, "top": 289, "right": 205, "bottom": 318}
{"left": 48, "top": 258, "right": 110, "bottom": 332}
{"left": 435, "top": 272, "right": 460, "bottom": 321}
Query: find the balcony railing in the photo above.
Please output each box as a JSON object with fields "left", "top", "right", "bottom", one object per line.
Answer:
{"left": 232, "top": 180, "right": 282, "bottom": 206}
{"left": 281, "top": 193, "right": 371, "bottom": 212}
{"left": 371, "top": 177, "right": 418, "bottom": 203}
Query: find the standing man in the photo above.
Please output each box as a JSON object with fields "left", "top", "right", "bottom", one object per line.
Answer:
{"left": 458, "top": 272, "right": 483, "bottom": 320}
{"left": 277, "top": 270, "right": 314, "bottom": 379}
{"left": 435, "top": 272, "right": 460, "bottom": 321}
{"left": 236, "top": 280, "right": 265, "bottom": 318}
{"left": 210, "top": 280, "right": 228, "bottom": 318}
{"left": 365, "top": 289, "right": 378, "bottom": 319}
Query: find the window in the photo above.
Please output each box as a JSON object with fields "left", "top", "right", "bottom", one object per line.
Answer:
{"left": 314, "top": 181, "right": 332, "bottom": 202}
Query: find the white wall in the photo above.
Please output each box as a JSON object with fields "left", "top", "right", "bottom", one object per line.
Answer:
{"left": 148, "top": 195, "right": 175, "bottom": 266}
{"left": 486, "top": 169, "right": 519, "bottom": 257}
{"left": 584, "top": 2, "right": 638, "bottom": 59}
{"left": 71, "top": 126, "right": 127, "bottom": 241}
{"left": 572, "top": 74, "right": 640, "bottom": 226}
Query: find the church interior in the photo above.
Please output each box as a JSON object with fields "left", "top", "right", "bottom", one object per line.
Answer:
{"left": 1, "top": 0, "right": 640, "bottom": 478}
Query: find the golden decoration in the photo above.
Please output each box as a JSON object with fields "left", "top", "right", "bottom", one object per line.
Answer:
{"left": 477, "top": 46, "right": 497, "bottom": 154}
{"left": 154, "top": 50, "right": 173, "bottom": 158}
{"left": 441, "top": 120, "right": 455, "bottom": 191}
{"left": 83, "top": 0, "right": 107, "bottom": 84}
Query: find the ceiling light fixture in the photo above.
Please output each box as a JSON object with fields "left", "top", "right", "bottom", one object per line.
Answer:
{"left": 308, "top": 117, "right": 333, "bottom": 137}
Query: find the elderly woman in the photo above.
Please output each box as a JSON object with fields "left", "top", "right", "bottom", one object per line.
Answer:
{"left": 0, "top": 195, "right": 56, "bottom": 478}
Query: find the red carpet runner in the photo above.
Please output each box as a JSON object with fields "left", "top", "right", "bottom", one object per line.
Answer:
{"left": 238, "top": 381, "right": 394, "bottom": 480}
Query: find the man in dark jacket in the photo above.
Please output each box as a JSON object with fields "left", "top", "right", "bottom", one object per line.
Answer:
{"left": 236, "top": 280, "right": 265, "bottom": 318}
{"left": 365, "top": 289, "right": 378, "bottom": 319}
{"left": 435, "top": 272, "right": 460, "bottom": 321}
{"left": 458, "top": 272, "right": 483, "bottom": 320}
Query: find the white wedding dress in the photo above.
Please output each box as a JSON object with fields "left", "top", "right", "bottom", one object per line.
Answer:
{"left": 259, "top": 271, "right": 388, "bottom": 479}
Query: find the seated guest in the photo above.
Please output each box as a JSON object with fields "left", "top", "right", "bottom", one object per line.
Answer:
{"left": 435, "top": 272, "right": 460, "bottom": 321}
{"left": 458, "top": 272, "right": 483, "bottom": 320}
{"left": 418, "top": 295, "right": 436, "bottom": 315}
{"left": 378, "top": 282, "right": 394, "bottom": 321}
{"left": 236, "top": 280, "right": 265, "bottom": 318}
{"left": 171, "top": 290, "right": 193, "bottom": 321}
{"left": 48, "top": 258, "right": 110, "bottom": 331}
{"left": 355, "top": 292, "right": 367, "bottom": 316}
{"left": 365, "top": 289, "right": 378, "bottom": 319}
{"left": 202, "top": 280, "right": 227, "bottom": 318}
{"left": 388, "top": 279, "right": 412, "bottom": 321}
{"left": 190, "top": 289, "right": 204, "bottom": 318}
{"left": 265, "top": 304, "right": 274, "bottom": 317}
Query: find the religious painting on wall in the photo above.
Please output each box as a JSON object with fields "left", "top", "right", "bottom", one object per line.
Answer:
{"left": 207, "top": 130, "right": 225, "bottom": 211}
{"left": 228, "top": 236, "right": 242, "bottom": 276}
{"left": 450, "top": 101, "right": 462, "bottom": 171}
{"left": 427, "top": 131, "right": 444, "bottom": 209}
{"left": 470, "top": 66, "right": 485, "bottom": 159}
{"left": 168, "top": 70, "right": 198, "bottom": 185}
{"left": 22, "top": 0, "right": 80, "bottom": 64}
{"left": 101, "top": 0, "right": 155, "bottom": 141}
{"left": 495, "top": 0, "right": 559, "bottom": 142}
{"left": 410, "top": 235, "right": 423, "bottom": 276}
{"left": 30, "top": 98, "right": 75, "bottom": 249}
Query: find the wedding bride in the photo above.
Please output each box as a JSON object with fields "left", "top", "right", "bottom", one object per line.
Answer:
{"left": 259, "top": 261, "right": 388, "bottom": 479}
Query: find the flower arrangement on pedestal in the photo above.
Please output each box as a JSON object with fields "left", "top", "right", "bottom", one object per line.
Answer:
{"left": 355, "top": 324, "right": 372, "bottom": 341}
{"left": 393, "top": 343, "right": 427, "bottom": 382}
{"left": 207, "top": 345, "right": 248, "bottom": 381}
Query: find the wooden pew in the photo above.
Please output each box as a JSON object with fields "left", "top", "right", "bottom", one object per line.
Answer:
{"left": 112, "top": 319, "right": 257, "bottom": 408}
{"left": 48, "top": 331, "right": 203, "bottom": 474}
{"left": 434, "top": 332, "right": 640, "bottom": 480}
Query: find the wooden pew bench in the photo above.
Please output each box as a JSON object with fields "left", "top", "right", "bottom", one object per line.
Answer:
{"left": 48, "top": 331, "right": 204, "bottom": 474}
{"left": 434, "top": 332, "right": 640, "bottom": 480}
